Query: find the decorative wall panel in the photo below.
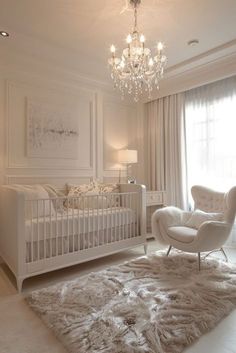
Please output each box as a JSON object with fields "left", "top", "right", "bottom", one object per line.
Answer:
{"left": 26, "top": 98, "right": 80, "bottom": 159}
{"left": 103, "top": 98, "right": 137, "bottom": 171}
{"left": 7, "top": 81, "right": 94, "bottom": 171}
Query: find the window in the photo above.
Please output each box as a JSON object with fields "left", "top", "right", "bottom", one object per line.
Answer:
{"left": 185, "top": 78, "right": 236, "bottom": 195}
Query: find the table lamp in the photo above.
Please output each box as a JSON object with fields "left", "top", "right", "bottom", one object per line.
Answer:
{"left": 118, "top": 149, "right": 138, "bottom": 183}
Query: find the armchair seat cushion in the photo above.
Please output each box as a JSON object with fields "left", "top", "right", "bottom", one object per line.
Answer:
{"left": 167, "top": 226, "right": 197, "bottom": 243}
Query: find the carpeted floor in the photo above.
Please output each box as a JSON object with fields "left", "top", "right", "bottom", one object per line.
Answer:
{"left": 26, "top": 251, "right": 236, "bottom": 353}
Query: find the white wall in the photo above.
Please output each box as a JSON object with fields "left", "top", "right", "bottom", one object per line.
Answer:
{"left": 2, "top": 39, "right": 234, "bottom": 189}
{"left": 0, "top": 49, "right": 145, "bottom": 187}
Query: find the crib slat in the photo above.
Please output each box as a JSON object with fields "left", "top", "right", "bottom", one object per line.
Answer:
{"left": 30, "top": 201, "right": 33, "bottom": 262}
{"left": 105, "top": 197, "right": 108, "bottom": 244}
{"left": 109, "top": 194, "right": 112, "bottom": 244}
{"left": 43, "top": 200, "right": 46, "bottom": 259}
{"left": 72, "top": 197, "right": 75, "bottom": 253}
{"left": 129, "top": 193, "right": 131, "bottom": 238}
{"left": 92, "top": 197, "right": 95, "bottom": 248}
{"left": 61, "top": 200, "right": 63, "bottom": 255}
{"left": 96, "top": 195, "right": 99, "bottom": 247}
{"left": 122, "top": 195, "right": 125, "bottom": 240}
{"left": 37, "top": 200, "right": 39, "bottom": 261}
{"left": 114, "top": 194, "right": 117, "bottom": 241}
{"left": 66, "top": 197, "right": 69, "bottom": 254}
{"left": 56, "top": 199, "right": 58, "bottom": 257}
{"left": 83, "top": 198, "right": 85, "bottom": 250}
{"left": 136, "top": 194, "right": 139, "bottom": 237}
{"left": 118, "top": 195, "right": 121, "bottom": 242}
{"left": 101, "top": 194, "right": 104, "bottom": 246}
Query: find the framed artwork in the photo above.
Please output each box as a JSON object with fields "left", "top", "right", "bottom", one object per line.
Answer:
{"left": 27, "top": 98, "right": 79, "bottom": 159}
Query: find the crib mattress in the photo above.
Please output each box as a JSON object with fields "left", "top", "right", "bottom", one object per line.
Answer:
{"left": 25, "top": 207, "right": 136, "bottom": 242}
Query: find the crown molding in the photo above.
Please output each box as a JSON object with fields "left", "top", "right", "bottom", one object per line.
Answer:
{"left": 0, "top": 45, "right": 112, "bottom": 92}
{"left": 143, "top": 39, "right": 236, "bottom": 102}
{"left": 1, "top": 37, "right": 236, "bottom": 103}
{"left": 165, "top": 39, "right": 236, "bottom": 78}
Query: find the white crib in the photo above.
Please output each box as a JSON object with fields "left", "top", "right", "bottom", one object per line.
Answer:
{"left": 0, "top": 183, "right": 146, "bottom": 291}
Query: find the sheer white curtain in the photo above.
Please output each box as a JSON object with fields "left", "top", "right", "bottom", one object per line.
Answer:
{"left": 185, "top": 76, "right": 236, "bottom": 193}
{"left": 145, "top": 93, "right": 188, "bottom": 209}
{"left": 185, "top": 76, "right": 236, "bottom": 244}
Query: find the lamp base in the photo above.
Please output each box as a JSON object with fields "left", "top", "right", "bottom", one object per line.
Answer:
{"left": 128, "top": 176, "right": 136, "bottom": 184}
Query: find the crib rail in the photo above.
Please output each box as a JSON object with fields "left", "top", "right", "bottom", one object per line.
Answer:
{"left": 25, "top": 192, "right": 140, "bottom": 263}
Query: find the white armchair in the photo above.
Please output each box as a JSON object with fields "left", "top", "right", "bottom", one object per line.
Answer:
{"left": 152, "top": 185, "right": 236, "bottom": 269}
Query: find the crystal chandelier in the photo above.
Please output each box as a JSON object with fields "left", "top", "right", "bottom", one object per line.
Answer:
{"left": 108, "top": 0, "right": 167, "bottom": 102}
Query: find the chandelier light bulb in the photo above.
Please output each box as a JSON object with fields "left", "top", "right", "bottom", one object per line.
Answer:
{"left": 149, "top": 58, "right": 154, "bottom": 66}
{"left": 0, "top": 31, "right": 9, "bottom": 37}
{"left": 157, "top": 42, "right": 164, "bottom": 52}
{"left": 110, "top": 44, "right": 116, "bottom": 53}
{"left": 126, "top": 34, "right": 132, "bottom": 44}
{"left": 108, "top": 0, "right": 167, "bottom": 101}
{"left": 140, "top": 34, "right": 145, "bottom": 43}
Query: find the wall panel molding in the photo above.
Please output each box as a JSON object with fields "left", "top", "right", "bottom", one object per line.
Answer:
{"left": 6, "top": 175, "right": 93, "bottom": 187}
{"left": 1, "top": 72, "right": 138, "bottom": 185}
{"left": 6, "top": 80, "right": 96, "bottom": 171}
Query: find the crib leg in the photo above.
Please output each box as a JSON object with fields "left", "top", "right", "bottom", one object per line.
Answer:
{"left": 144, "top": 244, "right": 148, "bottom": 255}
{"left": 166, "top": 245, "right": 172, "bottom": 256}
{"left": 198, "top": 253, "right": 201, "bottom": 271}
{"left": 16, "top": 277, "right": 24, "bottom": 293}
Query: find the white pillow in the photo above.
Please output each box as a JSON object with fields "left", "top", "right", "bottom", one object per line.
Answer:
{"left": 43, "top": 184, "right": 65, "bottom": 214}
{"left": 9, "top": 184, "right": 55, "bottom": 219}
{"left": 185, "top": 209, "right": 223, "bottom": 229}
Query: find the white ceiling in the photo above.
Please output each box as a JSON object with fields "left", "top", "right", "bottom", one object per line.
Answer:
{"left": 0, "top": 0, "right": 236, "bottom": 83}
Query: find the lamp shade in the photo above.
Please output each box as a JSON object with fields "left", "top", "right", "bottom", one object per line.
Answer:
{"left": 118, "top": 149, "right": 138, "bottom": 164}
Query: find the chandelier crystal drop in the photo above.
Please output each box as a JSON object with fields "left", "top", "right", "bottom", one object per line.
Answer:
{"left": 108, "top": 0, "right": 167, "bottom": 102}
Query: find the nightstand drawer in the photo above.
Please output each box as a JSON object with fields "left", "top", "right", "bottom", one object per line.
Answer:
{"left": 146, "top": 191, "right": 163, "bottom": 206}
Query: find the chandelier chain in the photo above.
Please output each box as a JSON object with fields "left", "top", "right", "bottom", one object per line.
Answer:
{"left": 134, "top": 6, "right": 137, "bottom": 31}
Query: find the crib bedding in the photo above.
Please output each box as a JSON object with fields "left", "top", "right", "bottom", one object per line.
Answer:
{"left": 25, "top": 207, "right": 136, "bottom": 242}
{"left": 26, "top": 225, "right": 136, "bottom": 262}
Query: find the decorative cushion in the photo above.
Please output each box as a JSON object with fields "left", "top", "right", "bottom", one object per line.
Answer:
{"left": 66, "top": 181, "right": 99, "bottom": 194}
{"left": 97, "top": 182, "right": 120, "bottom": 207}
{"left": 167, "top": 226, "right": 197, "bottom": 243}
{"left": 98, "top": 183, "right": 119, "bottom": 194}
{"left": 185, "top": 209, "right": 223, "bottom": 230}
{"left": 65, "top": 182, "right": 120, "bottom": 209}
{"left": 65, "top": 182, "right": 99, "bottom": 209}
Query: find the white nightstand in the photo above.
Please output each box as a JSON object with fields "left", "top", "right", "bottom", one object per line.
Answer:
{"left": 146, "top": 190, "right": 166, "bottom": 238}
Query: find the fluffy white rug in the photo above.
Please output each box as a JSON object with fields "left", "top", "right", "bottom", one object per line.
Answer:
{"left": 26, "top": 252, "right": 236, "bottom": 353}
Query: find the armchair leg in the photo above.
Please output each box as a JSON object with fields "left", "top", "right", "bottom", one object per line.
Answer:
{"left": 198, "top": 252, "right": 201, "bottom": 271}
{"left": 144, "top": 244, "right": 148, "bottom": 255}
{"left": 221, "top": 247, "right": 228, "bottom": 262}
{"left": 166, "top": 245, "right": 172, "bottom": 256}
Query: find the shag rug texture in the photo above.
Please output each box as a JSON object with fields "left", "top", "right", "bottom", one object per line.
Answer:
{"left": 26, "top": 252, "right": 236, "bottom": 353}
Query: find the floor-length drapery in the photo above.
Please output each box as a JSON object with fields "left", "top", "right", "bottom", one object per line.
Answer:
{"left": 145, "top": 93, "right": 188, "bottom": 209}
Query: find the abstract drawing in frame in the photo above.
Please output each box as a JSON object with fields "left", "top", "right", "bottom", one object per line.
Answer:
{"left": 27, "top": 98, "right": 79, "bottom": 159}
